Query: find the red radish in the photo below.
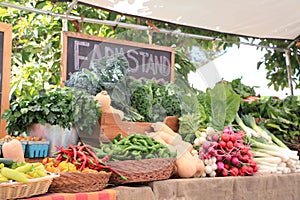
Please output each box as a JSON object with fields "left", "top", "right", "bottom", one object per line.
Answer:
{"left": 230, "top": 134, "right": 237, "bottom": 142}
{"left": 221, "top": 134, "right": 230, "bottom": 142}
{"left": 242, "top": 154, "right": 250, "bottom": 163}
{"left": 231, "top": 151, "right": 237, "bottom": 157}
{"left": 238, "top": 155, "right": 244, "bottom": 162}
{"left": 230, "top": 167, "right": 239, "bottom": 176}
{"left": 203, "top": 142, "right": 211, "bottom": 150}
{"left": 253, "top": 165, "right": 258, "bottom": 172}
{"left": 223, "top": 126, "right": 231, "bottom": 134}
{"left": 224, "top": 163, "right": 230, "bottom": 170}
{"left": 240, "top": 165, "right": 248, "bottom": 173}
{"left": 226, "top": 141, "right": 233, "bottom": 149}
{"left": 216, "top": 155, "right": 223, "bottom": 161}
{"left": 219, "top": 141, "right": 226, "bottom": 148}
{"left": 233, "top": 141, "right": 241, "bottom": 148}
{"left": 198, "top": 126, "right": 257, "bottom": 177}
{"left": 246, "top": 166, "right": 253, "bottom": 174}
{"left": 239, "top": 169, "right": 245, "bottom": 176}
{"left": 211, "top": 134, "right": 219, "bottom": 142}
{"left": 217, "top": 161, "right": 225, "bottom": 170}
{"left": 250, "top": 160, "right": 257, "bottom": 168}
{"left": 222, "top": 169, "right": 228, "bottom": 176}
{"left": 231, "top": 157, "right": 240, "bottom": 167}
{"left": 225, "top": 155, "right": 232, "bottom": 161}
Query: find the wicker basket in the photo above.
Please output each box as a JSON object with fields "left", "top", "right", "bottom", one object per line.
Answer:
{"left": 0, "top": 173, "right": 59, "bottom": 200}
{"left": 48, "top": 171, "right": 111, "bottom": 193}
{"left": 107, "top": 158, "right": 176, "bottom": 185}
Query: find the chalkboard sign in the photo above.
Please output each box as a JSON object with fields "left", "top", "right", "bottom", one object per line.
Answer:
{"left": 62, "top": 32, "right": 175, "bottom": 84}
{"left": 0, "top": 22, "right": 12, "bottom": 138}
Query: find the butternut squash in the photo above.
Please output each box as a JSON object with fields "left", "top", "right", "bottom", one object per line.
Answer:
{"left": 175, "top": 150, "right": 197, "bottom": 178}
{"left": 146, "top": 132, "right": 168, "bottom": 145}
{"left": 152, "top": 122, "right": 177, "bottom": 136}
{"left": 95, "top": 90, "right": 112, "bottom": 113}
{"left": 95, "top": 91, "right": 125, "bottom": 120}
{"left": 2, "top": 136, "right": 25, "bottom": 164}
{"left": 162, "top": 138, "right": 204, "bottom": 178}
{"left": 157, "top": 131, "right": 180, "bottom": 145}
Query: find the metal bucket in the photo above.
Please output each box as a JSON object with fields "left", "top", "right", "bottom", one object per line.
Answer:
{"left": 28, "top": 123, "right": 79, "bottom": 157}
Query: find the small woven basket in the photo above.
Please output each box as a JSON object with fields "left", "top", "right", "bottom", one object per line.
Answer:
{"left": 107, "top": 158, "right": 176, "bottom": 184}
{"left": 48, "top": 171, "right": 111, "bottom": 193}
{"left": 0, "top": 173, "right": 58, "bottom": 200}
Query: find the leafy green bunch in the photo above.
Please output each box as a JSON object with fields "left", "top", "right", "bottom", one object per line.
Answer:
{"left": 2, "top": 87, "right": 101, "bottom": 135}
{"left": 130, "top": 80, "right": 181, "bottom": 122}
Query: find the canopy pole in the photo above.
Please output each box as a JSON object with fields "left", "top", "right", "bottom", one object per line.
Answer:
{"left": 284, "top": 49, "right": 294, "bottom": 95}
{"left": 63, "top": 0, "right": 79, "bottom": 31}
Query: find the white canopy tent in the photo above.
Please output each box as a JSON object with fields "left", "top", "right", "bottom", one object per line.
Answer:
{"left": 78, "top": 0, "right": 300, "bottom": 95}
{"left": 79, "top": 0, "right": 300, "bottom": 41}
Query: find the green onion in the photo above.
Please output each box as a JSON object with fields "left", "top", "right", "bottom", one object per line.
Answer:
{"left": 235, "top": 114, "right": 260, "bottom": 138}
{"left": 241, "top": 115, "right": 272, "bottom": 143}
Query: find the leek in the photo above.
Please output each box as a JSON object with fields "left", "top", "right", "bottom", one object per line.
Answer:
{"left": 252, "top": 147, "right": 289, "bottom": 162}
{"left": 260, "top": 125, "right": 289, "bottom": 149}
{"left": 250, "top": 138, "right": 299, "bottom": 161}
{"left": 235, "top": 114, "right": 261, "bottom": 138}
{"left": 253, "top": 157, "right": 282, "bottom": 164}
{"left": 242, "top": 115, "right": 272, "bottom": 143}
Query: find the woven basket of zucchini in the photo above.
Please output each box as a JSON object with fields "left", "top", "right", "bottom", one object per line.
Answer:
{"left": 95, "top": 133, "right": 177, "bottom": 184}
{"left": 0, "top": 159, "right": 59, "bottom": 200}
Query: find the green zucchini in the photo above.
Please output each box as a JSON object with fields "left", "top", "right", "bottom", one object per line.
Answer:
{"left": 0, "top": 158, "right": 13, "bottom": 167}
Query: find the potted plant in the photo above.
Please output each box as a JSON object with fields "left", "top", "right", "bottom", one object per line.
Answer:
{"left": 2, "top": 87, "right": 101, "bottom": 155}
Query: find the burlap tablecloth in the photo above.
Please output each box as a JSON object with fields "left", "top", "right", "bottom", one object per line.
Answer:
{"left": 150, "top": 173, "right": 300, "bottom": 200}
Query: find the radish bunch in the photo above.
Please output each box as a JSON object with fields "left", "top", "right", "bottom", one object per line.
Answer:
{"left": 194, "top": 126, "right": 258, "bottom": 177}
{"left": 193, "top": 127, "right": 220, "bottom": 177}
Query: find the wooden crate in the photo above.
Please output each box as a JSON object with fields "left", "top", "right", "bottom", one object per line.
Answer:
{"left": 100, "top": 113, "right": 179, "bottom": 141}
{"left": 100, "top": 113, "right": 153, "bottom": 141}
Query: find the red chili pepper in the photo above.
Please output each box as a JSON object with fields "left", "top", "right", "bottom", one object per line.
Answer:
{"left": 76, "top": 150, "right": 87, "bottom": 171}
{"left": 95, "top": 164, "right": 127, "bottom": 180}
{"left": 100, "top": 155, "right": 111, "bottom": 163}
{"left": 69, "top": 144, "right": 77, "bottom": 161}
{"left": 84, "top": 146, "right": 99, "bottom": 164}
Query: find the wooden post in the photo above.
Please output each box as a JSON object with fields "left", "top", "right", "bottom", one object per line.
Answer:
{"left": 285, "top": 49, "right": 294, "bottom": 96}
{"left": 0, "top": 22, "right": 12, "bottom": 138}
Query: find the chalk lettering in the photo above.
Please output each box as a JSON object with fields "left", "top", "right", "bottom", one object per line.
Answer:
{"left": 139, "top": 51, "right": 149, "bottom": 72}
{"left": 74, "top": 40, "right": 89, "bottom": 70}
{"left": 65, "top": 33, "right": 174, "bottom": 84}
{"left": 104, "top": 47, "right": 125, "bottom": 57}
{"left": 160, "top": 56, "right": 171, "bottom": 76}
{"left": 146, "top": 54, "right": 157, "bottom": 75}
{"left": 90, "top": 44, "right": 102, "bottom": 66}
{"left": 127, "top": 50, "right": 139, "bottom": 73}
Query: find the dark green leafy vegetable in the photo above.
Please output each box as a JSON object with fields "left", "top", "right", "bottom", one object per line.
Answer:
{"left": 64, "top": 68, "right": 102, "bottom": 96}
{"left": 2, "top": 87, "right": 101, "bottom": 135}
{"left": 228, "top": 78, "right": 257, "bottom": 98}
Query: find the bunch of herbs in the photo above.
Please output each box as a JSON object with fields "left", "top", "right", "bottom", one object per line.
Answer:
{"left": 2, "top": 87, "right": 101, "bottom": 135}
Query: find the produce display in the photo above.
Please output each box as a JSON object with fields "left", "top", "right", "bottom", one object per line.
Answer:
{"left": 194, "top": 126, "right": 258, "bottom": 177}
{"left": 0, "top": 159, "right": 48, "bottom": 182}
{"left": 1, "top": 71, "right": 300, "bottom": 198}
{"left": 1, "top": 136, "right": 25, "bottom": 164}
{"left": 148, "top": 122, "right": 205, "bottom": 178}
{"left": 236, "top": 114, "right": 300, "bottom": 173}
{"left": 1, "top": 4, "right": 300, "bottom": 198}
{"left": 239, "top": 95, "right": 300, "bottom": 155}
{"left": 96, "top": 133, "right": 176, "bottom": 161}
{"left": 42, "top": 144, "right": 121, "bottom": 174}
